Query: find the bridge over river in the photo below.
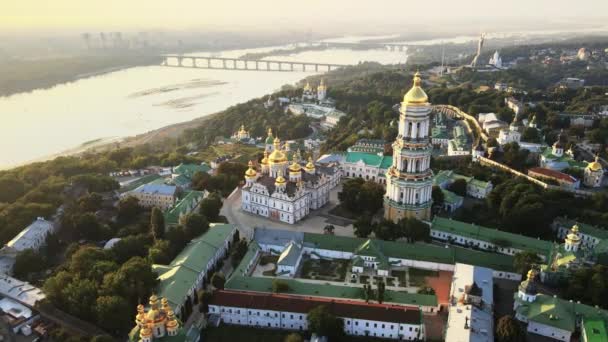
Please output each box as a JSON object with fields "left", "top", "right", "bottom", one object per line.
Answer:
{"left": 160, "top": 55, "right": 347, "bottom": 72}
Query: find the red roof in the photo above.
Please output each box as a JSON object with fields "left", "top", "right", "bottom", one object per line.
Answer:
{"left": 209, "top": 290, "right": 421, "bottom": 324}
{"left": 528, "top": 167, "right": 577, "bottom": 183}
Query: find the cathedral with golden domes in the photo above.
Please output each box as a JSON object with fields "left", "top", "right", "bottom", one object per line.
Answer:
{"left": 241, "top": 134, "right": 340, "bottom": 224}
{"left": 384, "top": 72, "right": 434, "bottom": 222}
{"left": 129, "top": 295, "right": 186, "bottom": 342}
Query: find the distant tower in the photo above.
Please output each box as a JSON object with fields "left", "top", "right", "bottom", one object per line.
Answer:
{"left": 384, "top": 72, "right": 433, "bottom": 222}
{"left": 265, "top": 128, "right": 274, "bottom": 152}
{"left": 470, "top": 33, "right": 486, "bottom": 68}
{"left": 517, "top": 269, "right": 538, "bottom": 303}
{"left": 552, "top": 131, "right": 565, "bottom": 157}
{"left": 564, "top": 225, "right": 581, "bottom": 252}
{"left": 304, "top": 156, "right": 316, "bottom": 174}
{"left": 317, "top": 79, "right": 327, "bottom": 101}
{"left": 260, "top": 151, "right": 270, "bottom": 175}
{"left": 584, "top": 156, "right": 604, "bottom": 188}
{"left": 289, "top": 155, "right": 302, "bottom": 183}
{"left": 528, "top": 115, "right": 537, "bottom": 129}
{"left": 489, "top": 50, "right": 502, "bottom": 68}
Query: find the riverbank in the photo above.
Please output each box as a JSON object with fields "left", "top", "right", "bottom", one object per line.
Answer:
{"left": 0, "top": 54, "right": 162, "bottom": 97}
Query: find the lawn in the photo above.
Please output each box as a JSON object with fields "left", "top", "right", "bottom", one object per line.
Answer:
{"left": 408, "top": 268, "right": 439, "bottom": 287}
{"left": 299, "top": 258, "right": 348, "bottom": 281}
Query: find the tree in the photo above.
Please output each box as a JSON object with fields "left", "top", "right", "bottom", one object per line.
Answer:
{"left": 102, "top": 257, "right": 158, "bottom": 308}
{"left": 448, "top": 179, "right": 467, "bottom": 197}
{"left": 77, "top": 193, "right": 103, "bottom": 212}
{"left": 95, "top": 295, "right": 131, "bottom": 334}
{"left": 521, "top": 127, "right": 540, "bottom": 143}
{"left": 69, "top": 246, "right": 111, "bottom": 278}
{"left": 272, "top": 279, "right": 290, "bottom": 293}
{"left": 182, "top": 213, "right": 209, "bottom": 240}
{"left": 211, "top": 272, "right": 225, "bottom": 290}
{"left": 513, "top": 251, "right": 542, "bottom": 275}
{"left": 338, "top": 178, "right": 384, "bottom": 215}
{"left": 0, "top": 177, "right": 27, "bottom": 203}
{"left": 377, "top": 280, "right": 385, "bottom": 304}
{"left": 307, "top": 305, "right": 344, "bottom": 339}
{"left": 230, "top": 239, "right": 248, "bottom": 268}
{"left": 199, "top": 192, "right": 223, "bottom": 222}
{"left": 110, "top": 234, "right": 150, "bottom": 264}
{"left": 148, "top": 239, "right": 171, "bottom": 264}
{"left": 323, "top": 225, "right": 335, "bottom": 235}
{"left": 91, "top": 335, "right": 115, "bottom": 342}
{"left": 284, "top": 333, "right": 303, "bottom": 342}
{"left": 354, "top": 215, "right": 373, "bottom": 238}
{"left": 13, "top": 249, "right": 46, "bottom": 279}
{"left": 432, "top": 186, "right": 445, "bottom": 207}
{"left": 495, "top": 315, "right": 525, "bottom": 342}
{"left": 117, "top": 196, "right": 141, "bottom": 223}
{"left": 363, "top": 284, "right": 373, "bottom": 303}
{"left": 150, "top": 207, "right": 165, "bottom": 240}
{"left": 197, "top": 289, "right": 211, "bottom": 313}
{"left": 63, "top": 278, "right": 98, "bottom": 320}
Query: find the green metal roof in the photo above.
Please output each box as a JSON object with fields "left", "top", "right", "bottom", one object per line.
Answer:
{"left": 432, "top": 217, "right": 553, "bottom": 259}
{"left": 119, "top": 174, "right": 163, "bottom": 193}
{"left": 345, "top": 152, "right": 392, "bottom": 169}
{"left": 154, "top": 224, "right": 235, "bottom": 307}
{"left": 303, "top": 231, "right": 516, "bottom": 272}
{"left": 553, "top": 217, "right": 608, "bottom": 240}
{"left": 164, "top": 190, "right": 206, "bottom": 226}
{"left": 173, "top": 163, "right": 211, "bottom": 179}
{"left": 442, "top": 189, "right": 463, "bottom": 205}
{"left": 514, "top": 293, "right": 608, "bottom": 333}
{"left": 583, "top": 318, "right": 608, "bottom": 342}
{"left": 225, "top": 275, "right": 438, "bottom": 308}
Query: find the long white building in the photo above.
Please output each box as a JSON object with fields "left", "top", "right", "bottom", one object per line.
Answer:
{"left": 208, "top": 290, "right": 425, "bottom": 340}
{"left": 5, "top": 217, "right": 55, "bottom": 252}
{"left": 241, "top": 139, "right": 340, "bottom": 224}
{"left": 445, "top": 263, "right": 494, "bottom": 342}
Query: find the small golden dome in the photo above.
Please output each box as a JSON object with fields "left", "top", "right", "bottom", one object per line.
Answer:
{"left": 166, "top": 310, "right": 179, "bottom": 329}
{"left": 275, "top": 171, "right": 287, "bottom": 185}
{"left": 566, "top": 225, "right": 581, "bottom": 243}
{"left": 587, "top": 156, "right": 602, "bottom": 172}
{"left": 304, "top": 81, "right": 312, "bottom": 91}
{"left": 526, "top": 269, "right": 536, "bottom": 280}
{"left": 261, "top": 151, "right": 269, "bottom": 165}
{"left": 140, "top": 325, "right": 153, "bottom": 338}
{"left": 403, "top": 72, "right": 428, "bottom": 104}
{"left": 238, "top": 124, "right": 247, "bottom": 134}
{"left": 289, "top": 160, "right": 302, "bottom": 173}
{"left": 305, "top": 156, "right": 315, "bottom": 170}
{"left": 245, "top": 161, "right": 257, "bottom": 178}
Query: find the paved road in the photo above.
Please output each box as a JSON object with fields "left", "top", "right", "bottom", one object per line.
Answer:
{"left": 221, "top": 184, "right": 355, "bottom": 240}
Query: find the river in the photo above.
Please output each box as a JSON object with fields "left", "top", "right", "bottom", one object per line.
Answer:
{"left": 0, "top": 41, "right": 407, "bottom": 169}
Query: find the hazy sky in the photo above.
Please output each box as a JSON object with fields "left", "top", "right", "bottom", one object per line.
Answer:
{"left": 3, "top": 0, "right": 608, "bottom": 33}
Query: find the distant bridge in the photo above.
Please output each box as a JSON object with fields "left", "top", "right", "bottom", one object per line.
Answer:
{"left": 160, "top": 55, "right": 347, "bottom": 72}
{"left": 318, "top": 41, "right": 409, "bottom": 51}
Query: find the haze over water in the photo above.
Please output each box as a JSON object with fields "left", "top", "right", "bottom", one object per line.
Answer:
{"left": 0, "top": 43, "right": 407, "bottom": 168}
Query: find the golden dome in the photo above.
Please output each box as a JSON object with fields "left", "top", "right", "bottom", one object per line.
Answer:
{"left": 305, "top": 156, "right": 315, "bottom": 170}
{"left": 245, "top": 161, "right": 257, "bottom": 178}
{"left": 526, "top": 269, "right": 537, "bottom": 280}
{"left": 166, "top": 310, "right": 179, "bottom": 329}
{"left": 261, "top": 151, "right": 269, "bottom": 165}
{"left": 289, "top": 160, "right": 302, "bottom": 173}
{"left": 268, "top": 138, "right": 287, "bottom": 164}
{"left": 275, "top": 170, "right": 287, "bottom": 185}
{"left": 587, "top": 156, "right": 602, "bottom": 172}
{"left": 566, "top": 225, "right": 581, "bottom": 243}
{"left": 238, "top": 124, "right": 247, "bottom": 134}
{"left": 403, "top": 72, "right": 428, "bottom": 104}
{"left": 304, "top": 81, "right": 312, "bottom": 91}
{"left": 140, "top": 325, "right": 153, "bottom": 338}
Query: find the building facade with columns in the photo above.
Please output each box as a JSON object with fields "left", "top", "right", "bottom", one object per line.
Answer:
{"left": 384, "top": 73, "right": 433, "bottom": 222}
{"left": 241, "top": 138, "right": 340, "bottom": 224}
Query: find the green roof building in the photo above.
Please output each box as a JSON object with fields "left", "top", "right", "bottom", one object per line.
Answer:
{"left": 164, "top": 190, "right": 207, "bottom": 226}
{"left": 153, "top": 224, "right": 236, "bottom": 317}
{"left": 342, "top": 151, "right": 392, "bottom": 183}
{"left": 433, "top": 170, "right": 493, "bottom": 199}
{"left": 431, "top": 217, "right": 553, "bottom": 260}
